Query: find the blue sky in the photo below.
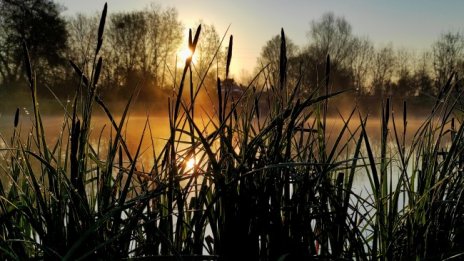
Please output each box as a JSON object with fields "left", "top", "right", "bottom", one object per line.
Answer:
{"left": 56, "top": 0, "right": 464, "bottom": 78}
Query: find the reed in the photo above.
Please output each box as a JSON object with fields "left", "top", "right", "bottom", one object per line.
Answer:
{"left": 1, "top": 3, "right": 464, "bottom": 260}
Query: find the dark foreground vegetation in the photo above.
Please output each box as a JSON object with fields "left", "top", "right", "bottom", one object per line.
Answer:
{"left": 2, "top": 3, "right": 464, "bottom": 261}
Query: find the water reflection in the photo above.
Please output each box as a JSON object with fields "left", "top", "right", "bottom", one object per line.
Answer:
{"left": 0, "top": 112, "right": 454, "bottom": 184}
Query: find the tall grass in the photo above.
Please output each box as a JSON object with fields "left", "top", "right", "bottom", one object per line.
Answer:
{"left": 1, "top": 3, "right": 464, "bottom": 260}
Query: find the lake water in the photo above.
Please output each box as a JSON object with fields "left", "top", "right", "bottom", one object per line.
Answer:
{"left": 0, "top": 109, "right": 452, "bottom": 193}
{"left": 0, "top": 110, "right": 441, "bottom": 162}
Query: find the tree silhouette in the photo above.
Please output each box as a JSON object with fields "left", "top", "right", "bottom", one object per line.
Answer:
{"left": 348, "top": 37, "right": 373, "bottom": 94}
{"left": 432, "top": 31, "right": 464, "bottom": 89}
{"left": 66, "top": 13, "right": 100, "bottom": 77}
{"left": 0, "top": 0, "right": 67, "bottom": 87}
{"left": 102, "top": 7, "right": 182, "bottom": 98}
{"left": 370, "top": 45, "right": 395, "bottom": 97}
{"left": 257, "top": 34, "right": 298, "bottom": 88}
{"left": 308, "top": 12, "right": 357, "bottom": 69}
{"left": 191, "top": 23, "right": 225, "bottom": 82}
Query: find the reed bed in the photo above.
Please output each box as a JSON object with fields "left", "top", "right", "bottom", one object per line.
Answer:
{"left": 1, "top": 4, "right": 464, "bottom": 260}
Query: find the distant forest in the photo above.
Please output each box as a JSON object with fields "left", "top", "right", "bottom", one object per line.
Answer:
{"left": 0, "top": 0, "right": 462, "bottom": 113}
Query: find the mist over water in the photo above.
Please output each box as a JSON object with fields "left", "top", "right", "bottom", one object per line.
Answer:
{"left": 0, "top": 109, "right": 444, "bottom": 161}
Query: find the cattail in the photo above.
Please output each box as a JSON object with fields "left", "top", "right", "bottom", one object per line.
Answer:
{"left": 14, "top": 108, "right": 19, "bottom": 128}
{"left": 96, "top": 3, "right": 107, "bottom": 54}
{"left": 279, "top": 28, "right": 287, "bottom": 89}
{"left": 226, "top": 35, "right": 233, "bottom": 79}
{"left": 22, "top": 41, "right": 33, "bottom": 89}
{"left": 94, "top": 57, "right": 103, "bottom": 87}
{"left": 69, "top": 60, "right": 89, "bottom": 86}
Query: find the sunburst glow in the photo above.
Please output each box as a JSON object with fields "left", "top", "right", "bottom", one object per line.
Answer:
{"left": 177, "top": 47, "right": 193, "bottom": 65}
{"left": 186, "top": 157, "right": 196, "bottom": 171}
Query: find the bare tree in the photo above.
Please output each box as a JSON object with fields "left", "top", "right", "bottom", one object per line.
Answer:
{"left": 370, "top": 44, "right": 395, "bottom": 96}
{"left": 102, "top": 8, "right": 182, "bottom": 97}
{"left": 432, "top": 31, "right": 464, "bottom": 89}
{"left": 107, "top": 11, "right": 148, "bottom": 87}
{"left": 145, "top": 5, "right": 182, "bottom": 88}
{"left": 308, "top": 12, "right": 356, "bottom": 69}
{"left": 348, "top": 37, "right": 374, "bottom": 94}
{"left": 66, "top": 7, "right": 183, "bottom": 99}
{"left": 414, "top": 51, "right": 435, "bottom": 96}
{"left": 257, "top": 34, "right": 298, "bottom": 87}
{"left": 66, "top": 13, "right": 99, "bottom": 76}
{"left": 191, "top": 23, "right": 225, "bottom": 82}
{"left": 393, "top": 48, "right": 416, "bottom": 97}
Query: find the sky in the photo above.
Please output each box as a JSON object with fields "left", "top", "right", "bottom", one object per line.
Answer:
{"left": 56, "top": 0, "right": 464, "bottom": 79}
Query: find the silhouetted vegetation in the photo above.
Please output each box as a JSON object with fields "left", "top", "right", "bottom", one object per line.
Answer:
{"left": 0, "top": 0, "right": 67, "bottom": 94}
{"left": 254, "top": 12, "right": 460, "bottom": 114}
{"left": 0, "top": 2, "right": 463, "bottom": 115}
{"left": 2, "top": 3, "right": 464, "bottom": 261}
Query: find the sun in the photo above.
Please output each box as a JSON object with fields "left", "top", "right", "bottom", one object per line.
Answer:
{"left": 177, "top": 47, "right": 193, "bottom": 65}
{"left": 186, "top": 157, "right": 196, "bottom": 171}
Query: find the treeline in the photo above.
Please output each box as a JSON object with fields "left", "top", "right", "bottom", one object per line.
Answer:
{"left": 256, "top": 12, "right": 464, "bottom": 111}
{"left": 0, "top": 1, "right": 463, "bottom": 109}
{"left": 0, "top": 0, "right": 224, "bottom": 106}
